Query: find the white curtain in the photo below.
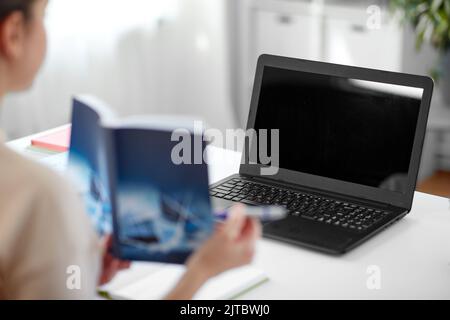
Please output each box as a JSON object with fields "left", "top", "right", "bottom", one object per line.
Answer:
{"left": 0, "top": 0, "right": 235, "bottom": 139}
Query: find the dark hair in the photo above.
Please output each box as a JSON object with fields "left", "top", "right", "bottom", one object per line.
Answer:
{"left": 0, "top": 0, "right": 35, "bottom": 21}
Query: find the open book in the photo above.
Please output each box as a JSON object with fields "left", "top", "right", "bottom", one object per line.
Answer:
{"left": 99, "top": 263, "right": 268, "bottom": 300}
{"left": 68, "top": 95, "right": 214, "bottom": 264}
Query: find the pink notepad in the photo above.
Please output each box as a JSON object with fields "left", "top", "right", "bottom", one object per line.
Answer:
{"left": 31, "top": 126, "right": 71, "bottom": 152}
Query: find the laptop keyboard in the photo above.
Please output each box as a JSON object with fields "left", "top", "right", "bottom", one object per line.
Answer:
{"left": 210, "top": 178, "right": 390, "bottom": 233}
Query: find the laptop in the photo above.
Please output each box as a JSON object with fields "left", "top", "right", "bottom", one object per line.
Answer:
{"left": 210, "top": 54, "right": 434, "bottom": 254}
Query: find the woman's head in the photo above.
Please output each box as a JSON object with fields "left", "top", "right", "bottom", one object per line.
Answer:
{"left": 0, "top": 0, "right": 47, "bottom": 92}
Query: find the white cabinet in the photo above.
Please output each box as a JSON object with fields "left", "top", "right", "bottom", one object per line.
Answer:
{"left": 251, "top": 3, "right": 403, "bottom": 72}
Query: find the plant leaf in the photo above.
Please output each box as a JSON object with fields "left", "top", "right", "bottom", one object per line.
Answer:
{"left": 431, "top": 0, "right": 444, "bottom": 13}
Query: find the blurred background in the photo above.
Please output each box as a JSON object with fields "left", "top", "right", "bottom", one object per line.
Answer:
{"left": 0, "top": 0, "right": 449, "bottom": 197}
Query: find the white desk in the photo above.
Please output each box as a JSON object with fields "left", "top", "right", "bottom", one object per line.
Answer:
{"left": 8, "top": 130, "right": 450, "bottom": 300}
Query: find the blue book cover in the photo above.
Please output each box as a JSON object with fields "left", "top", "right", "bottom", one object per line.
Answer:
{"left": 68, "top": 96, "right": 214, "bottom": 264}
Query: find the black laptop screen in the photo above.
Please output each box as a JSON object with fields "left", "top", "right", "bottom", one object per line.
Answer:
{"left": 253, "top": 66, "right": 424, "bottom": 194}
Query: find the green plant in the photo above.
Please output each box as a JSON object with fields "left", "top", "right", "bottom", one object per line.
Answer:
{"left": 391, "top": 0, "right": 450, "bottom": 50}
{"left": 391, "top": 0, "right": 450, "bottom": 79}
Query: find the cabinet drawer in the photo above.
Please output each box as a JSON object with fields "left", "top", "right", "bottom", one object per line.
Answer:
{"left": 252, "top": 9, "right": 322, "bottom": 63}
{"left": 323, "top": 17, "right": 402, "bottom": 71}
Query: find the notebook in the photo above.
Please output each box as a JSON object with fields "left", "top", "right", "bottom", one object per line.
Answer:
{"left": 67, "top": 95, "right": 214, "bottom": 264}
{"left": 99, "top": 263, "right": 268, "bottom": 300}
{"left": 31, "top": 125, "right": 71, "bottom": 152}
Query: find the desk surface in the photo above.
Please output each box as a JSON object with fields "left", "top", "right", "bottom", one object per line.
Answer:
{"left": 8, "top": 129, "right": 450, "bottom": 299}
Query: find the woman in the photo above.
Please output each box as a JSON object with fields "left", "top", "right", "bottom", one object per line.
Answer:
{"left": 0, "top": 0, "right": 261, "bottom": 300}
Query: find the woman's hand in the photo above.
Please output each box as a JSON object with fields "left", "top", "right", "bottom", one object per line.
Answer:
{"left": 187, "top": 204, "right": 262, "bottom": 279}
{"left": 165, "top": 204, "right": 262, "bottom": 300}
{"left": 98, "top": 235, "right": 132, "bottom": 286}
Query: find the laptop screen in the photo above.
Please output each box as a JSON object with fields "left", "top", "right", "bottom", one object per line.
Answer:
{"left": 253, "top": 66, "right": 424, "bottom": 195}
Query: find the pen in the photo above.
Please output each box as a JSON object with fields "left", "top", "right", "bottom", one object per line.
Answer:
{"left": 214, "top": 205, "right": 288, "bottom": 222}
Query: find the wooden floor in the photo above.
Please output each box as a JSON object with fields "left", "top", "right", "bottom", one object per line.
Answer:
{"left": 417, "top": 171, "right": 450, "bottom": 198}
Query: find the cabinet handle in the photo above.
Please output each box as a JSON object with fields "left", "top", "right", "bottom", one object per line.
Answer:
{"left": 278, "top": 15, "right": 292, "bottom": 25}
{"left": 351, "top": 24, "right": 366, "bottom": 33}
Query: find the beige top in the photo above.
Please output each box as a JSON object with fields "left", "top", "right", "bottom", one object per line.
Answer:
{"left": 0, "top": 131, "right": 100, "bottom": 299}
